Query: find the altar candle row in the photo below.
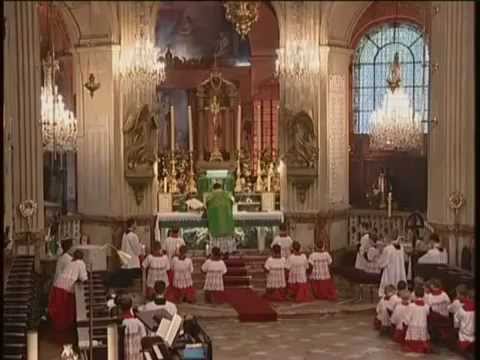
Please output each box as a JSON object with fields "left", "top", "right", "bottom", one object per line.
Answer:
{"left": 170, "top": 104, "right": 243, "bottom": 154}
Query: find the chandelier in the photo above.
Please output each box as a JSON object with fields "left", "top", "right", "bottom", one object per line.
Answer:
{"left": 224, "top": 2, "right": 259, "bottom": 39}
{"left": 119, "top": 2, "right": 165, "bottom": 86}
{"left": 41, "top": 4, "right": 77, "bottom": 154}
{"left": 275, "top": 2, "right": 320, "bottom": 80}
{"left": 369, "top": 53, "right": 423, "bottom": 151}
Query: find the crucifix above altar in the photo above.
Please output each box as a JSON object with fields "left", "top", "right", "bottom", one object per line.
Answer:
{"left": 195, "top": 66, "right": 240, "bottom": 170}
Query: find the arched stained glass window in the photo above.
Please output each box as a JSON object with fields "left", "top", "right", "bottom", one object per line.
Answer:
{"left": 353, "top": 23, "right": 429, "bottom": 134}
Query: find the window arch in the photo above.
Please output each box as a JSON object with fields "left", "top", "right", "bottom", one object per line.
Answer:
{"left": 352, "top": 23, "right": 429, "bottom": 134}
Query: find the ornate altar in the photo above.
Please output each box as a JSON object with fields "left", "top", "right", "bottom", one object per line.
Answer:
{"left": 195, "top": 67, "right": 239, "bottom": 168}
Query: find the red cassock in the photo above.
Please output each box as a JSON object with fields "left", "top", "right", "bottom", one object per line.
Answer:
{"left": 264, "top": 287, "right": 287, "bottom": 302}
{"left": 166, "top": 286, "right": 196, "bottom": 304}
{"left": 48, "top": 286, "right": 76, "bottom": 332}
{"left": 310, "top": 278, "right": 337, "bottom": 301}
{"left": 288, "top": 283, "right": 314, "bottom": 302}
{"left": 393, "top": 325, "right": 407, "bottom": 344}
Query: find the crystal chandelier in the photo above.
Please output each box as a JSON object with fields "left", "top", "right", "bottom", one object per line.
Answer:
{"left": 369, "top": 53, "right": 423, "bottom": 151}
{"left": 275, "top": 2, "right": 320, "bottom": 80}
{"left": 41, "top": 53, "right": 77, "bottom": 152}
{"left": 119, "top": 2, "right": 165, "bottom": 86}
{"left": 224, "top": 2, "right": 259, "bottom": 39}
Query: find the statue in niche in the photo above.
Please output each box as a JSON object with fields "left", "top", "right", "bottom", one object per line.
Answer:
{"left": 152, "top": 91, "right": 171, "bottom": 151}
{"left": 124, "top": 105, "right": 159, "bottom": 171}
{"left": 285, "top": 111, "right": 318, "bottom": 169}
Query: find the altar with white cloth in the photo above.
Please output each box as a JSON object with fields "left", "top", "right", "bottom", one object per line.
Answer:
{"left": 155, "top": 211, "right": 284, "bottom": 252}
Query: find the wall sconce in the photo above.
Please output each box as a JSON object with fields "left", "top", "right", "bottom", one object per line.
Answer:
{"left": 422, "top": 115, "right": 439, "bottom": 127}
{"left": 431, "top": 62, "right": 440, "bottom": 73}
{"left": 433, "top": 6, "right": 440, "bottom": 16}
{"left": 84, "top": 73, "right": 100, "bottom": 98}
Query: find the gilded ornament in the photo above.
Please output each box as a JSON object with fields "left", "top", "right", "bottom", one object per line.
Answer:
{"left": 448, "top": 192, "right": 465, "bottom": 210}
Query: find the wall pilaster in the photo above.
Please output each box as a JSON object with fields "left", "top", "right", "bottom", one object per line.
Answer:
{"left": 4, "top": 1, "right": 44, "bottom": 234}
{"left": 427, "top": 1, "right": 475, "bottom": 266}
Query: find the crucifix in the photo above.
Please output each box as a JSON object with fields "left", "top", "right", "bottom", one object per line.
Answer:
{"left": 204, "top": 94, "right": 228, "bottom": 161}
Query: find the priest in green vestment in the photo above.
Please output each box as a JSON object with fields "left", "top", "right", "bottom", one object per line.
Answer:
{"left": 206, "top": 183, "right": 236, "bottom": 256}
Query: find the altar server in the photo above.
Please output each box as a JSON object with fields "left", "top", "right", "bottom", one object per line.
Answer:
{"left": 142, "top": 242, "right": 170, "bottom": 299}
{"left": 120, "top": 296, "right": 147, "bottom": 360}
{"left": 448, "top": 284, "right": 469, "bottom": 315}
{"left": 271, "top": 223, "right": 293, "bottom": 259}
{"left": 54, "top": 238, "right": 73, "bottom": 282}
{"left": 286, "top": 241, "right": 313, "bottom": 302}
{"left": 264, "top": 244, "right": 287, "bottom": 301}
{"left": 121, "top": 218, "right": 145, "bottom": 284}
{"left": 374, "top": 284, "right": 397, "bottom": 333}
{"left": 378, "top": 236, "right": 407, "bottom": 297}
{"left": 390, "top": 290, "right": 413, "bottom": 344}
{"left": 163, "top": 227, "right": 186, "bottom": 260}
{"left": 454, "top": 289, "right": 475, "bottom": 353}
{"left": 417, "top": 233, "right": 448, "bottom": 264}
{"left": 308, "top": 241, "right": 337, "bottom": 301}
{"left": 425, "top": 278, "right": 451, "bottom": 341}
{"left": 140, "top": 281, "right": 177, "bottom": 316}
{"left": 201, "top": 246, "right": 227, "bottom": 304}
{"left": 48, "top": 249, "right": 88, "bottom": 332}
{"left": 403, "top": 286, "right": 431, "bottom": 353}
{"left": 365, "top": 236, "right": 384, "bottom": 274}
{"left": 354, "top": 222, "right": 372, "bottom": 271}
{"left": 168, "top": 245, "right": 196, "bottom": 303}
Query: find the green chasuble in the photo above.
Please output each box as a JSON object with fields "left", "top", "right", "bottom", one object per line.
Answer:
{"left": 206, "top": 190, "right": 234, "bottom": 237}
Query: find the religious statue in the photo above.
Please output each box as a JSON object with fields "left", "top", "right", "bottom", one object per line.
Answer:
{"left": 205, "top": 95, "right": 228, "bottom": 161}
{"left": 285, "top": 111, "right": 318, "bottom": 169}
{"left": 124, "top": 104, "right": 159, "bottom": 204}
{"left": 124, "top": 105, "right": 159, "bottom": 171}
{"left": 152, "top": 91, "right": 171, "bottom": 152}
{"left": 387, "top": 52, "right": 402, "bottom": 93}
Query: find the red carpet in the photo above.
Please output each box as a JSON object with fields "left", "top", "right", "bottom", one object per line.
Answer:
{"left": 224, "top": 287, "right": 277, "bottom": 322}
{"left": 222, "top": 258, "right": 277, "bottom": 322}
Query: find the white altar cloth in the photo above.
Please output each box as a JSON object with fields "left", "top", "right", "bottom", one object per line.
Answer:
{"left": 154, "top": 211, "right": 284, "bottom": 242}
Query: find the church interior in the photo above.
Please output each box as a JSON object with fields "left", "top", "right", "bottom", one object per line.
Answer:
{"left": 2, "top": 1, "right": 476, "bottom": 360}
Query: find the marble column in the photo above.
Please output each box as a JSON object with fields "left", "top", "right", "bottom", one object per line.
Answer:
{"left": 4, "top": 1, "right": 44, "bottom": 234}
{"left": 325, "top": 46, "right": 354, "bottom": 250}
{"left": 427, "top": 1, "right": 475, "bottom": 266}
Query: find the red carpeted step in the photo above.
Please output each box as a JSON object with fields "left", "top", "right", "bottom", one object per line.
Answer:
{"left": 224, "top": 259, "right": 245, "bottom": 268}
{"left": 224, "top": 276, "right": 251, "bottom": 287}
{"left": 226, "top": 268, "right": 248, "bottom": 276}
{"left": 224, "top": 288, "right": 277, "bottom": 322}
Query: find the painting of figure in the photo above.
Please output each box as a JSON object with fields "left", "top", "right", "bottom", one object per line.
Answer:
{"left": 155, "top": 2, "right": 250, "bottom": 62}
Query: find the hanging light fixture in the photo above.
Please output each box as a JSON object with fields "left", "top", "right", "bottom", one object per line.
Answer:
{"left": 118, "top": 2, "right": 165, "bottom": 86}
{"left": 41, "top": 3, "right": 77, "bottom": 154}
{"left": 275, "top": 2, "right": 320, "bottom": 80}
{"left": 224, "top": 2, "right": 259, "bottom": 39}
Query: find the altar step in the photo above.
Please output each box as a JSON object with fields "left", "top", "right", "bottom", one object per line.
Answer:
{"left": 191, "top": 255, "right": 268, "bottom": 290}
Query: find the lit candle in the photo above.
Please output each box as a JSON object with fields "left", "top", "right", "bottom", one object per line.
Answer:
{"left": 388, "top": 192, "right": 392, "bottom": 218}
{"left": 164, "top": 177, "right": 168, "bottom": 193}
{"left": 257, "top": 105, "right": 262, "bottom": 151}
{"left": 188, "top": 105, "right": 193, "bottom": 152}
{"left": 237, "top": 104, "right": 241, "bottom": 151}
{"left": 170, "top": 105, "right": 175, "bottom": 152}
{"left": 267, "top": 174, "right": 271, "bottom": 192}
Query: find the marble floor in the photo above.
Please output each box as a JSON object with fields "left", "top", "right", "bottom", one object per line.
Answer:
{"left": 200, "top": 313, "right": 465, "bottom": 360}
{"left": 36, "top": 312, "right": 466, "bottom": 360}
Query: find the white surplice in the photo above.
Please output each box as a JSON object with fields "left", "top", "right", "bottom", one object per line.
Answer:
{"left": 417, "top": 245, "right": 448, "bottom": 264}
{"left": 354, "top": 233, "right": 371, "bottom": 271}
{"left": 121, "top": 231, "right": 145, "bottom": 269}
{"left": 378, "top": 243, "right": 407, "bottom": 297}
{"left": 54, "top": 252, "right": 73, "bottom": 282}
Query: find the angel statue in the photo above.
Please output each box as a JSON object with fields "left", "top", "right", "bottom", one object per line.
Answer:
{"left": 123, "top": 104, "right": 160, "bottom": 172}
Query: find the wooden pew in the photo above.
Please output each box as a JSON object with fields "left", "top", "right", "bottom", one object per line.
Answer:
{"left": 3, "top": 256, "right": 36, "bottom": 360}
